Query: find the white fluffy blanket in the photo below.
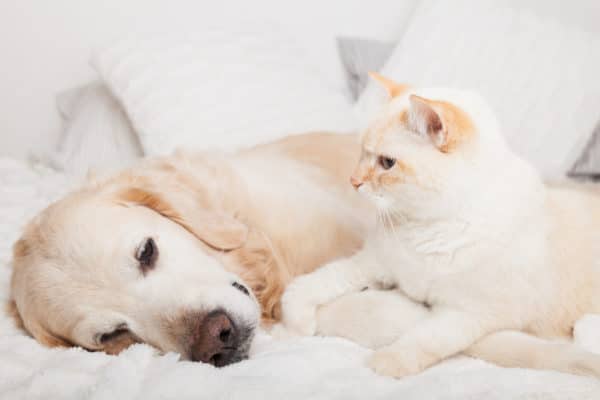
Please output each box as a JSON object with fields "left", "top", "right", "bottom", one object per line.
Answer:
{"left": 2, "top": 158, "right": 600, "bottom": 400}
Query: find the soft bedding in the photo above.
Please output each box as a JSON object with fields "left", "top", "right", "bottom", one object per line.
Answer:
{"left": 2, "top": 158, "right": 600, "bottom": 399}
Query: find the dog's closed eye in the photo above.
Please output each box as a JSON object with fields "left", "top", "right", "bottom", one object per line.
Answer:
{"left": 136, "top": 237, "right": 158, "bottom": 273}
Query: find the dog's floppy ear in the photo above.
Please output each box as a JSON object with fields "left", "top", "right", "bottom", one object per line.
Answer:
{"left": 118, "top": 187, "right": 248, "bottom": 251}
{"left": 5, "top": 299, "right": 25, "bottom": 331}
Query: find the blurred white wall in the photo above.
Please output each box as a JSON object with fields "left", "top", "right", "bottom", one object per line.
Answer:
{"left": 0, "top": 0, "right": 416, "bottom": 159}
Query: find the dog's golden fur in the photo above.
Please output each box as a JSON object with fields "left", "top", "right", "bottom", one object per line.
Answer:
{"left": 9, "top": 132, "right": 370, "bottom": 354}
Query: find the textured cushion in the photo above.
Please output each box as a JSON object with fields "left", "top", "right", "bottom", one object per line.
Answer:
{"left": 50, "top": 82, "right": 142, "bottom": 175}
{"left": 357, "top": 0, "right": 600, "bottom": 179}
{"left": 92, "top": 24, "right": 357, "bottom": 156}
{"left": 337, "top": 37, "right": 396, "bottom": 100}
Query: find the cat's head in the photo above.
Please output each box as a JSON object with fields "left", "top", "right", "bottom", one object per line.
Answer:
{"left": 352, "top": 73, "right": 506, "bottom": 219}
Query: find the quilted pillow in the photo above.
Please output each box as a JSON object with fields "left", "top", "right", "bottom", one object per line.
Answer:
{"left": 92, "top": 23, "right": 356, "bottom": 156}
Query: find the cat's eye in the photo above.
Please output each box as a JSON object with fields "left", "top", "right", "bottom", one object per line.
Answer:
{"left": 136, "top": 237, "right": 158, "bottom": 273}
{"left": 378, "top": 156, "right": 396, "bottom": 170}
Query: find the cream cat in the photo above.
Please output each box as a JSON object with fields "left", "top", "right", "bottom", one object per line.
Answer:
{"left": 279, "top": 73, "right": 600, "bottom": 378}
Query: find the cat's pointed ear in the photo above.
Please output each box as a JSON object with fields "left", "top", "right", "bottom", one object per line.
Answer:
{"left": 408, "top": 95, "right": 474, "bottom": 153}
{"left": 368, "top": 72, "right": 409, "bottom": 99}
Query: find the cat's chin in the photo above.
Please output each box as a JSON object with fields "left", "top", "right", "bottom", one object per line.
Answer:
{"left": 357, "top": 186, "right": 393, "bottom": 210}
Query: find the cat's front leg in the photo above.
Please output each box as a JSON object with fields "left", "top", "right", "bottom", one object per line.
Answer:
{"left": 281, "top": 250, "right": 381, "bottom": 336}
{"left": 369, "top": 308, "right": 497, "bottom": 378}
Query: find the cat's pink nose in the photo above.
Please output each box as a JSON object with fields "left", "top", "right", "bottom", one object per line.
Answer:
{"left": 350, "top": 176, "right": 363, "bottom": 189}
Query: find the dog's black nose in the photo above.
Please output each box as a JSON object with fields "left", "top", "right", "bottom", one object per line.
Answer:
{"left": 191, "top": 311, "right": 238, "bottom": 366}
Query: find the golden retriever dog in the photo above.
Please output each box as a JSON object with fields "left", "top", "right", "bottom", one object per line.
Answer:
{"left": 8, "top": 133, "right": 370, "bottom": 366}
{"left": 7, "top": 132, "right": 600, "bottom": 376}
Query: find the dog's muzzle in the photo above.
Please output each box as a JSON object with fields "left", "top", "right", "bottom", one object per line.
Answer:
{"left": 190, "top": 310, "right": 253, "bottom": 367}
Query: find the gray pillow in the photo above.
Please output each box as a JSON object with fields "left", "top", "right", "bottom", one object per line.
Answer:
{"left": 51, "top": 81, "right": 143, "bottom": 175}
{"left": 337, "top": 37, "right": 395, "bottom": 100}
{"left": 570, "top": 121, "right": 600, "bottom": 179}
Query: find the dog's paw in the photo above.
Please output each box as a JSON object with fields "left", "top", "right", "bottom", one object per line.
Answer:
{"left": 280, "top": 280, "right": 318, "bottom": 336}
{"left": 368, "top": 344, "right": 433, "bottom": 378}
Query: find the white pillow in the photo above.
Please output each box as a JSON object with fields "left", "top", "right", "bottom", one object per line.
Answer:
{"left": 357, "top": 0, "right": 600, "bottom": 179}
{"left": 92, "top": 24, "right": 356, "bottom": 156}
{"left": 50, "top": 82, "right": 143, "bottom": 175}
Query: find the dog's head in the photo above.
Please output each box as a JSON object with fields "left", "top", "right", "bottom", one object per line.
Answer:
{"left": 9, "top": 156, "right": 263, "bottom": 366}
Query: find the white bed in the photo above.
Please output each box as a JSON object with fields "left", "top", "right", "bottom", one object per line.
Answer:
{"left": 2, "top": 157, "right": 600, "bottom": 400}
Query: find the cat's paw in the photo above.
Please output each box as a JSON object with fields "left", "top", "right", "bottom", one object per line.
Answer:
{"left": 269, "top": 323, "right": 302, "bottom": 340}
{"left": 280, "top": 279, "right": 318, "bottom": 336}
{"left": 368, "top": 344, "right": 434, "bottom": 378}
{"left": 280, "top": 298, "right": 317, "bottom": 336}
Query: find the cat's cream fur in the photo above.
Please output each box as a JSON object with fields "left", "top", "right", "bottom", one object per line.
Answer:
{"left": 280, "top": 74, "right": 600, "bottom": 378}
